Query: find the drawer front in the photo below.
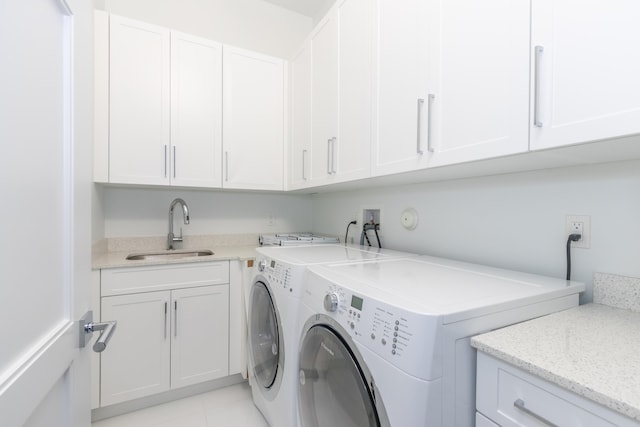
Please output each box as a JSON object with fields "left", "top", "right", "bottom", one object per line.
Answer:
{"left": 101, "top": 261, "right": 229, "bottom": 296}
{"left": 476, "top": 353, "right": 629, "bottom": 427}
{"left": 476, "top": 412, "right": 500, "bottom": 427}
{"left": 495, "top": 368, "right": 615, "bottom": 427}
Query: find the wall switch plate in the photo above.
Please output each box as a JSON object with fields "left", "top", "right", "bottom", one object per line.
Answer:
{"left": 565, "top": 215, "right": 590, "bottom": 249}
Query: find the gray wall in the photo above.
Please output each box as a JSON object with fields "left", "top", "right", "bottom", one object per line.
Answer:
{"left": 102, "top": 187, "right": 313, "bottom": 238}
{"left": 311, "top": 159, "right": 640, "bottom": 303}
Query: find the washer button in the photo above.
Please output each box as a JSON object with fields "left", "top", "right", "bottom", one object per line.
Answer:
{"left": 370, "top": 333, "right": 375, "bottom": 340}
{"left": 391, "top": 350, "right": 396, "bottom": 355}
{"left": 381, "top": 339, "right": 387, "bottom": 346}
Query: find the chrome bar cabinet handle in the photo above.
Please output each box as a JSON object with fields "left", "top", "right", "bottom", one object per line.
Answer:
{"left": 426, "top": 94, "right": 435, "bottom": 153}
{"left": 174, "top": 301, "right": 178, "bottom": 337}
{"left": 534, "top": 45, "right": 544, "bottom": 127}
{"left": 513, "top": 398, "right": 558, "bottom": 427}
{"left": 173, "top": 146, "right": 176, "bottom": 178}
{"left": 164, "top": 145, "right": 168, "bottom": 178}
{"left": 417, "top": 98, "right": 425, "bottom": 154}
{"left": 327, "top": 139, "right": 332, "bottom": 174}
{"left": 331, "top": 137, "right": 337, "bottom": 174}
{"left": 302, "top": 149, "right": 308, "bottom": 180}
{"left": 164, "top": 302, "right": 168, "bottom": 339}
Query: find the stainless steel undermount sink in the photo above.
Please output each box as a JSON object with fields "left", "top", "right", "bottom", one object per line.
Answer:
{"left": 126, "top": 249, "right": 214, "bottom": 261}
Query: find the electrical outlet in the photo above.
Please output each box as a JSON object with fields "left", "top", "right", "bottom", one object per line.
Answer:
{"left": 565, "top": 215, "right": 590, "bottom": 249}
{"left": 362, "top": 208, "right": 381, "bottom": 227}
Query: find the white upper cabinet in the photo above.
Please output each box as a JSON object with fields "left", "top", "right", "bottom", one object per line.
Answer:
{"left": 427, "top": 0, "right": 530, "bottom": 167}
{"left": 336, "top": 0, "right": 373, "bottom": 181}
{"left": 530, "top": 0, "right": 640, "bottom": 150}
{"left": 309, "top": 0, "right": 373, "bottom": 186}
{"left": 109, "top": 15, "right": 171, "bottom": 185}
{"left": 310, "top": 9, "right": 340, "bottom": 185}
{"left": 373, "top": 0, "right": 430, "bottom": 176}
{"left": 373, "top": 0, "right": 530, "bottom": 175}
{"left": 107, "top": 16, "right": 223, "bottom": 188}
{"left": 170, "top": 32, "right": 223, "bottom": 188}
{"left": 223, "top": 46, "right": 285, "bottom": 191}
{"left": 288, "top": 41, "right": 313, "bottom": 190}
{"left": 101, "top": 14, "right": 284, "bottom": 191}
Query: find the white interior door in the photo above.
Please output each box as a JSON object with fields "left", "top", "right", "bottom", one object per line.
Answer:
{"left": 0, "top": 0, "right": 93, "bottom": 426}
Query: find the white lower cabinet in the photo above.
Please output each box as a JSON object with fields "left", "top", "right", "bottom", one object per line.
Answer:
{"left": 170, "top": 286, "right": 229, "bottom": 389}
{"left": 476, "top": 352, "right": 637, "bottom": 426}
{"left": 101, "top": 291, "right": 172, "bottom": 406}
{"left": 98, "top": 262, "right": 231, "bottom": 407}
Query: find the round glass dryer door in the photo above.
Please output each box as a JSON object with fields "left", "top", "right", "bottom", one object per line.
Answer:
{"left": 298, "top": 324, "right": 381, "bottom": 427}
{"left": 249, "top": 281, "right": 280, "bottom": 389}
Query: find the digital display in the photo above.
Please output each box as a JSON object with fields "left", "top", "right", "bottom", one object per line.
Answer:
{"left": 270, "top": 260, "right": 276, "bottom": 268}
{"left": 351, "top": 295, "right": 363, "bottom": 311}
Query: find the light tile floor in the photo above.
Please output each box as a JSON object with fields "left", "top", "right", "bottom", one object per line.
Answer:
{"left": 91, "top": 383, "right": 268, "bottom": 427}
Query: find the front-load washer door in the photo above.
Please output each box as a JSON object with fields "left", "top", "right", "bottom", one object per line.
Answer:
{"left": 298, "top": 320, "right": 389, "bottom": 427}
{"left": 249, "top": 280, "right": 282, "bottom": 391}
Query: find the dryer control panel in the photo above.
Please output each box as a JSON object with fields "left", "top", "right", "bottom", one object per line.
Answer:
{"left": 255, "top": 256, "right": 305, "bottom": 298}
{"left": 314, "top": 280, "right": 441, "bottom": 381}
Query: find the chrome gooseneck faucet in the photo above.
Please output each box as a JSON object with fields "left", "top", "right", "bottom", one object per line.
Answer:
{"left": 168, "top": 198, "right": 190, "bottom": 250}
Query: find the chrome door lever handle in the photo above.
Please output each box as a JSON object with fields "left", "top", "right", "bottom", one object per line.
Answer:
{"left": 85, "top": 320, "right": 117, "bottom": 352}
{"left": 79, "top": 311, "right": 117, "bottom": 353}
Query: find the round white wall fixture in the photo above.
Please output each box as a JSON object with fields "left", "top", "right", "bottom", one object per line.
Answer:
{"left": 401, "top": 208, "right": 418, "bottom": 230}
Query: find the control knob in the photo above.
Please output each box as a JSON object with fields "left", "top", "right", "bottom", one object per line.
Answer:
{"left": 323, "top": 292, "right": 339, "bottom": 312}
{"left": 257, "top": 259, "right": 267, "bottom": 272}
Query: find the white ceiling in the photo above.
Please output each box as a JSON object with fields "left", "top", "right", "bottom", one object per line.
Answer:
{"left": 261, "top": 0, "right": 329, "bottom": 18}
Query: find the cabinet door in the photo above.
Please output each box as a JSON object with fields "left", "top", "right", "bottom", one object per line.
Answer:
{"left": 100, "top": 291, "right": 171, "bottom": 406}
{"left": 373, "top": 0, "right": 430, "bottom": 176}
{"left": 109, "top": 15, "right": 170, "bottom": 185}
{"left": 428, "top": 0, "right": 530, "bottom": 167}
{"left": 288, "top": 41, "right": 312, "bottom": 189}
{"left": 171, "top": 285, "right": 230, "bottom": 389}
{"left": 335, "top": 0, "right": 373, "bottom": 182}
{"left": 170, "top": 32, "right": 223, "bottom": 188}
{"left": 310, "top": 9, "right": 339, "bottom": 184}
{"left": 530, "top": 0, "right": 640, "bottom": 150}
{"left": 222, "top": 46, "right": 284, "bottom": 190}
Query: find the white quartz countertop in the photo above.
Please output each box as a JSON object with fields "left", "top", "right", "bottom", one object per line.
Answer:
{"left": 92, "top": 245, "right": 259, "bottom": 269}
{"left": 92, "top": 234, "right": 261, "bottom": 269}
{"left": 471, "top": 303, "right": 640, "bottom": 421}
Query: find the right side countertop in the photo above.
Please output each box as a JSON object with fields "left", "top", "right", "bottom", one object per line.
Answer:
{"left": 471, "top": 272, "right": 640, "bottom": 422}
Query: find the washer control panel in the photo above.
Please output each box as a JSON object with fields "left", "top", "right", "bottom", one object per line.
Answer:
{"left": 255, "top": 256, "right": 304, "bottom": 298}
{"left": 316, "top": 281, "right": 439, "bottom": 380}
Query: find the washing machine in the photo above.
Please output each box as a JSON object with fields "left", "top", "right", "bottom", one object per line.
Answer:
{"left": 297, "top": 255, "right": 585, "bottom": 427}
{"left": 247, "top": 244, "right": 416, "bottom": 427}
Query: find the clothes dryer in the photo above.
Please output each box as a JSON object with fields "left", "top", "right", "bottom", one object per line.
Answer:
{"left": 297, "top": 255, "right": 585, "bottom": 427}
{"left": 247, "top": 244, "right": 416, "bottom": 427}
